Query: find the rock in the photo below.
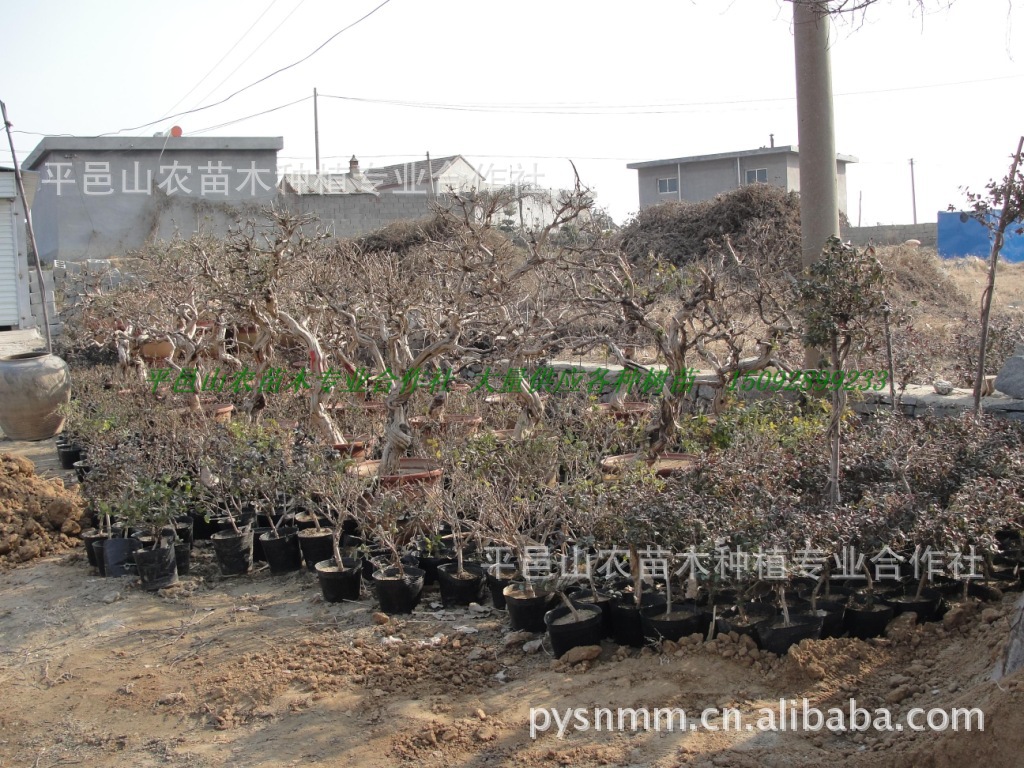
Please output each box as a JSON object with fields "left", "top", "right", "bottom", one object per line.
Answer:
{"left": 943, "top": 605, "right": 971, "bottom": 630}
{"left": 475, "top": 727, "right": 496, "bottom": 742}
{"left": 503, "top": 631, "right": 535, "bottom": 648}
{"left": 157, "top": 692, "right": 187, "bottom": 705}
{"left": 468, "top": 602, "right": 489, "bottom": 614}
{"left": 933, "top": 379, "right": 954, "bottom": 395}
{"left": 982, "top": 608, "right": 1002, "bottom": 624}
{"left": 467, "top": 648, "right": 486, "bottom": 661}
{"left": 523, "top": 639, "right": 544, "bottom": 654}
{"left": 996, "top": 345, "right": 1024, "bottom": 398}
{"left": 476, "top": 708, "right": 487, "bottom": 721}
{"left": 372, "top": 612, "right": 390, "bottom": 625}
{"left": 886, "top": 612, "right": 917, "bottom": 641}
{"left": 885, "top": 685, "right": 912, "bottom": 704}
{"left": 559, "top": 645, "right": 602, "bottom": 664}
{"left": 102, "top": 591, "right": 121, "bottom": 604}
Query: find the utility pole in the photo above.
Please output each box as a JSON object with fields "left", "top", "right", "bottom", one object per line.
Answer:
{"left": 909, "top": 158, "right": 918, "bottom": 225}
{"left": 857, "top": 190, "right": 863, "bottom": 228}
{"left": 313, "top": 87, "right": 320, "bottom": 174}
{"left": 793, "top": 0, "right": 839, "bottom": 368}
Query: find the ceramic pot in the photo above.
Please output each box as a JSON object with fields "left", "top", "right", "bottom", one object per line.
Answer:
{"left": 0, "top": 352, "right": 71, "bottom": 440}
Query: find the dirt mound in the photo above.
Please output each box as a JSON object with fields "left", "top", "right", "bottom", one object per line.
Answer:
{"left": 618, "top": 184, "right": 802, "bottom": 265}
{"left": 0, "top": 453, "right": 84, "bottom": 568}
{"left": 352, "top": 214, "right": 457, "bottom": 255}
{"left": 874, "top": 244, "right": 968, "bottom": 312}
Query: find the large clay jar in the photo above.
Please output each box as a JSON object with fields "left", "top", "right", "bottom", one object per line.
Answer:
{"left": 0, "top": 352, "right": 72, "bottom": 440}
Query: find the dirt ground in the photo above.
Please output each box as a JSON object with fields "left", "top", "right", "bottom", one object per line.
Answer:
{"left": 1, "top": 546, "right": 1023, "bottom": 768}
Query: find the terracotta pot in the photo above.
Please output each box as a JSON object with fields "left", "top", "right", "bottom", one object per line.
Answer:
{"left": 346, "top": 457, "right": 443, "bottom": 489}
{"left": 0, "top": 352, "right": 72, "bottom": 441}
{"left": 408, "top": 414, "right": 483, "bottom": 438}
{"left": 592, "top": 401, "right": 652, "bottom": 421}
{"left": 332, "top": 435, "right": 369, "bottom": 461}
{"left": 205, "top": 403, "right": 234, "bottom": 423}
{"left": 140, "top": 339, "right": 174, "bottom": 362}
{"left": 599, "top": 452, "right": 697, "bottom": 477}
{"left": 234, "top": 326, "right": 260, "bottom": 349}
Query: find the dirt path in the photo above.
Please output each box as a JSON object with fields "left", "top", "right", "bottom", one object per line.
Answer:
{"left": 1, "top": 549, "right": 1023, "bottom": 768}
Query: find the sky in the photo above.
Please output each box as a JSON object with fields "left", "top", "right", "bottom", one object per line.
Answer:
{"left": 2, "top": 0, "right": 1023, "bottom": 226}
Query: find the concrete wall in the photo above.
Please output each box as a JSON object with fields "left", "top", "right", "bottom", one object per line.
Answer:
{"left": 844, "top": 222, "right": 937, "bottom": 248}
{"left": 280, "top": 192, "right": 442, "bottom": 237}
{"left": 26, "top": 138, "right": 280, "bottom": 262}
{"left": 636, "top": 165, "right": 681, "bottom": 209}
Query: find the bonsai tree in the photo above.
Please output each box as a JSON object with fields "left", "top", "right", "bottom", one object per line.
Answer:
{"left": 562, "top": 234, "right": 798, "bottom": 459}
{"left": 798, "top": 237, "right": 890, "bottom": 507}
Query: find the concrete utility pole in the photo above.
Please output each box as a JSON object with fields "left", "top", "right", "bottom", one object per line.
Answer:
{"left": 793, "top": 0, "right": 840, "bottom": 369}
{"left": 909, "top": 158, "right": 918, "bottom": 225}
{"left": 793, "top": 0, "right": 840, "bottom": 269}
{"left": 313, "top": 87, "right": 320, "bottom": 174}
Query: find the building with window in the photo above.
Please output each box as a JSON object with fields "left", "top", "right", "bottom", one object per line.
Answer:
{"left": 627, "top": 145, "right": 856, "bottom": 214}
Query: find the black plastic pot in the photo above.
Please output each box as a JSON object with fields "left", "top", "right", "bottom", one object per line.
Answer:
{"left": 316, "top": 557, "right": 362, "bottom": 602}
{"left": 641, "top": 602, "right": 710, "bottom": 643}
{"left": 190, "top": 510, "right": 219, "bottom": 541}
{"left": 57, "top": 445, "right": 82, "bottom": 470}
{"left": 883, "top": 587, "right": 942, "bottom": 622}
{"left": 91, "top": 538, "right": 108, "bottom": 577}
{"left": 260, "top": 528, "right": 303, "bottom": 574}
{"left": 571, "top": 589, "right": 614, "bottom": 638}
{"left": 72, "top": 460, "right": 91, "bottom": 483}
{"left": 251, "top": 527, "right": 272, "bottom": 563}
{"left": 297, "top": 529, "right": 335, "bottom": 572}
{"left": 165, "top": 517, "right": 193, "bottom": 549}
{"left": 843, "top": 603, "right": 894, "bottom": 639}
{"left": 80, "top": 529, "right": 106, "bottom": 568}
{"left": 174, "top": 541, "right": 191, "bottom": 576}
{"left": 436, "top": 563, "right": 485, "bottom": 607}
{"left": 419, "top": 550, "right": 457, "bottom": 586}
{"left": 486, "top": 565, "right": 518, "bottom": 610}
{"left": 211, "top": 529, "right": 254, "bottom": 576}
{"left": 715, "top": 602, "right": 777, "bottom": 643}
{"left": 373, "top": 565, "right": 425, "bottom": 615}
{"left": 610, "top": 592, "right": 667, "bottom": 648}
{"left": 756, "top": 613, "right": 823, "bottom": 655}
{"left": 545, "top": 604, "right": 604, "bottom": 658}
{"left": 504, "top": 584, "right": 554, "bottom": 632}
{"left": 135, "top": 544, "right": 178, "bottom": 591}
{"left": 103, "top": 536, "right": 142, "bottom": 577}
{"left": 807, "top": 598, "right": 846, "bottom": 638}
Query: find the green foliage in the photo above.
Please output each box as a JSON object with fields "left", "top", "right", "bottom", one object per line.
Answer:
{"left": 797, "top": 237, "right": 888, "bottom": 354}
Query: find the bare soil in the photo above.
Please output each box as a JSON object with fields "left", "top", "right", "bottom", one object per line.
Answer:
{"left": 1, "top": 547, "right": 1023, "bottom": 768}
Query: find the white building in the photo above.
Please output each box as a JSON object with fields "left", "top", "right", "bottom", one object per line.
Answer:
{"left": 0, "top": 168, "right": 38, "bottom": 330}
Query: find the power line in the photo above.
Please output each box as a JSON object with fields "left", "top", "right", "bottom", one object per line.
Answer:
{"left": 190, "top": 95, "right": 312, "bottom": 135}
{"left": 318, "top": 73, "right": 1024, "bottom": 115}
{"left": 189, "top": 0, "right": 306, "bottom": 113}
{"left": 102, "top": 0, "right": 394, "bottom": 136}
{"left": 159, "top": 0, "right": 283, "bottom": 119}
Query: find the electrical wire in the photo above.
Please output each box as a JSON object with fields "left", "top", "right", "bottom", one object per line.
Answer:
{"left": 159, "top": 0, "right": 282, "bottom": 119}
{"left": 189, "top": 0, "right": 306, "bottom": 113}
{"left": 189, "top": 95, "right": 312, "bottom": 135}
{"left": 102, "top": 0, "right": 394, "bottom": 136}
{"left": 317, "top": 72, "right": 1024, "bottom": 115}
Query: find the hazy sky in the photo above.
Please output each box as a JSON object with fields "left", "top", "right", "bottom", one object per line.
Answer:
{"left": 3, "top": 0, "right": 1022, "bottom": 225}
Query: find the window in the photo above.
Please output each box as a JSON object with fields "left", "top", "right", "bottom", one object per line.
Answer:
{"left": 745, "top": 168, "right": 768, "bottom": 184}
{"left": 657, "top": 177, "right": 678, "bottom": 194}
